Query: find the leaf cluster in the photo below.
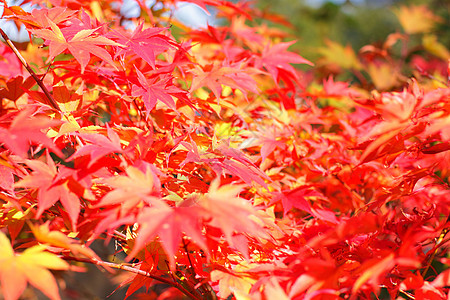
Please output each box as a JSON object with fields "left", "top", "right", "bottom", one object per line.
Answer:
{"left": 0, "top": 0, "right": 448, "bottom": 299}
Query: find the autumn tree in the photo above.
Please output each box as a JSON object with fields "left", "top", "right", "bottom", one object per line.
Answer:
{"left": 0, "top": 0, "right": 448, "bottom": 299}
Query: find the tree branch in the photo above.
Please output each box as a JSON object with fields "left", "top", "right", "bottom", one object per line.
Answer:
{"left": 0, "top": 28, "right": 61, "bottom": 111}
{"left": 62, "top": 256, "right": 203, "bottom": 300}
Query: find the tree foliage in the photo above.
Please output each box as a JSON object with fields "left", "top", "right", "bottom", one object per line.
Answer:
{"left": 0, "top": 0, "right": 449, "bottom": 299}
{"left": 255, "top": 0, "right": 450, "bottom": 61}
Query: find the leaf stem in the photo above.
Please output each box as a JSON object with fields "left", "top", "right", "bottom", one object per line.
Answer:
{"left": 0, "top": 28, "right": 60, "bottom": 111}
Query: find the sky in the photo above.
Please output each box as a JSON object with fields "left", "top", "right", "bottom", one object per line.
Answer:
{"left": 0, "top": 0, "right": 35, "bottom": 42}
{"left": 0, "top": 0, "right": 215, "bottom": 42}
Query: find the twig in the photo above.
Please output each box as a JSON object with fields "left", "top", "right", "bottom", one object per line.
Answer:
{"left": 415, "top": 65, "right": 448, "bottom": 86}
{"left": 62, "top": 256, "right": 203, "bottom": 300}
{"left": 421, "top": 215, "right": 450, "bottom": 277}
{"left": 133, "top": 98, "right": 152, "bottom": 131}
{"left": 183, "top": 238, "right": 197, "bottom": 278}
{"left": 398, "top": 289, "right": 415, "bottom": 299}
{"left": 0, "top": 28, "right": 61, "bottom": 111}
{"left": 113, "top": 230, "right": 127, "bottom": 241}
{"left": 333, "top": 174, "right": 365, "bottom": 207}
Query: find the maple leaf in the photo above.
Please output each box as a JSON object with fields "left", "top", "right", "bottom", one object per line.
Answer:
{"left": 0, "top": 108, "right": 62, "bottom": 157}
{"left": 352, "top": 253, "right": 420, "bottom": 294}
{"left": 190, "top": 62, "right": 259, "bottom": 100}
{"left": 69, "top": 125, "right": 125, "bottom": 167}
{"left": 188, "top": 24, "right": 228, "bottom": 44}
{"left": 0, "top": 165, "right": 14, "bottom": 195}
{"left": 318, "top": 39, "right": 362, "bottom": 70}
{"left": 219, "top": 158, "right": 268, "bottom": 187}
{"left": 29, "top": 223, "right": 98, "bottom": 260}
{"left": 95, "top": 162, "right": 161, "bottom": 214}
{"left": 0, "top": 44, "right": 23, "bottom": 78}
{"left": 52, "top": 83, "right": 82, "bottom": 113}
{"left": 256, "top": 127, "right": 287, "bottom": 162}
{"left": 394, "top": 5, "right": 442, "bottom": 34}
{"left": 14, "top": 156, "right": 81, "bottom": 230}
{"left": 422, "top": 34, "right": 450, "bottom": 61}
{"left": 275, "top": 186, "right": 316, "bottom": 216}
{"left": 322, "top": 76, "right": 360, "bottom": 98}
{"left": 0, "top": 76, "right": 35, "bottom": 102}
{"left": 210, "top": 269, "right": 254, "bottom": 299}
{"left": 0, "top": 231, "right": 69, "bottom": 300}
{"left": 254, "top": 41, "right": 313, "bottom": 83}
{"left": 432, "top": 268, "right": 450, "bottom": 289}
{"left": 109, "top": 22, "right": 175, "bottom": 69}
{"left": 131, "top": 68, "right": 189, "bottom": 116}
{"left": 121, "top": 253, "right": 155, "bottom": 299}
{"left": 129, "top": 201, "right": 208, "bottom": 268}
{"left": 367, "top": 62, "right": 399, "bottom": 90}
{"left": 31, "top": 19, "right": 123, "bottom": 73}
{"left": 4, "top": 6, "right": 76, "bottom": 30}
{"left": 200, "top": 179, "right": 268, "bottom": 248}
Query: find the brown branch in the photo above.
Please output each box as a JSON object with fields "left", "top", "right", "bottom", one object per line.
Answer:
{"left": 0, "top": 28, "right": 61, "bottom": 111}
{"left": 62, "top": 256, "right": 203, "bottom": 300}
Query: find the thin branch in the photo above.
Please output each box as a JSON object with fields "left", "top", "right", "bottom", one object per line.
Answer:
{"left": 398, "top": 289, "right": 415, "bottom": 299}
{"left": 62, "top": 256, "right": 203, "bottom": 300}
{"left": 333, "top": 174, "right": 365, "bottom": 206}
{"left": 415, "top": 65, "right": 448, "bottom": 86}
{"left": 183, "top": 238, "right": 197, "bottom": 278}
{"left": 113, "top": 230, "right": 127, "bottom": 241}
{"left": 421, "top": 215, "right": 450, "bottom": 277}
{"left": 0, "top": 28, "right": 61, "bottom": 111}
{"left": 133, "top": 98, "right": 152, "bottom": 131}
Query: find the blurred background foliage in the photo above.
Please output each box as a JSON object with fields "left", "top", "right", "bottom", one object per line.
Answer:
{"left": 254, "top": 0, "right": 449, "bottom": 60}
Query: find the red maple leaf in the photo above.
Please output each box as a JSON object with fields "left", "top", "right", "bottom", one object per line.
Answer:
{"left": 129, "top": 201, "right": 208, "bottom": 268}
{"left": 131, "top": 68, "right": 189, "bottom": 116}
{"left": 275, "top": 186, "right": 316, "bottom": 216}
{"left": 109, "top": 22, "right": 175, "bottom": 69}
{"left": 69, "top": 126, "right": 125, "bottom": 167}
{"left": 190, "top": 61, "right": 259, "bottom": 100}
{"left": 8, "top": 6, "right": 76, "bottom": 30}
{"left": 0, "top": 44, "right": 23, "bottom": 78}
{"left": 0, "top": 76, "right": 35, "bottom": 102}
{"left": 14, "top": 154, "right": 82, "bottom": 230}
{"left": 254, "top": 41, "right": 313, "bottom": 84}
{"left": 0, "top": 108, "right": 62, "bottom": 157}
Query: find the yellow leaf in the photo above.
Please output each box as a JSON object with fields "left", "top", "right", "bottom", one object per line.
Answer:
{"left": 19, "top": 245, "right": 68, "bottom": 270}
{"left": 0, "top": 232, "right": 69, "bottom": 300}
{"left": 394, "top": 5, "right": 442, "bottom": 34}
{"left": 367, "top": 62, "right": 398, "bottom": 90}
{"left": 0, "top": 232, "right": 14, "bottom": 259}
{"left": 211, "top": 269, "right": 254, "bottom": 299}
{"left": 264, "top": 278, "right": 290, "bottom": 300}
{"left": 89, "top": 1, "right": 105, "bottom": 22}
{"left": 318, "top": 40, "right": 362, "bottom": 70}
{"left": 423, "top": 34, "right": 450, "bottom": 60}
{"left": 30, "top": 223, "right": 98, "bottom": 260}
{"left": 57, "top": 113, "right": 81, "bottom": 136}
